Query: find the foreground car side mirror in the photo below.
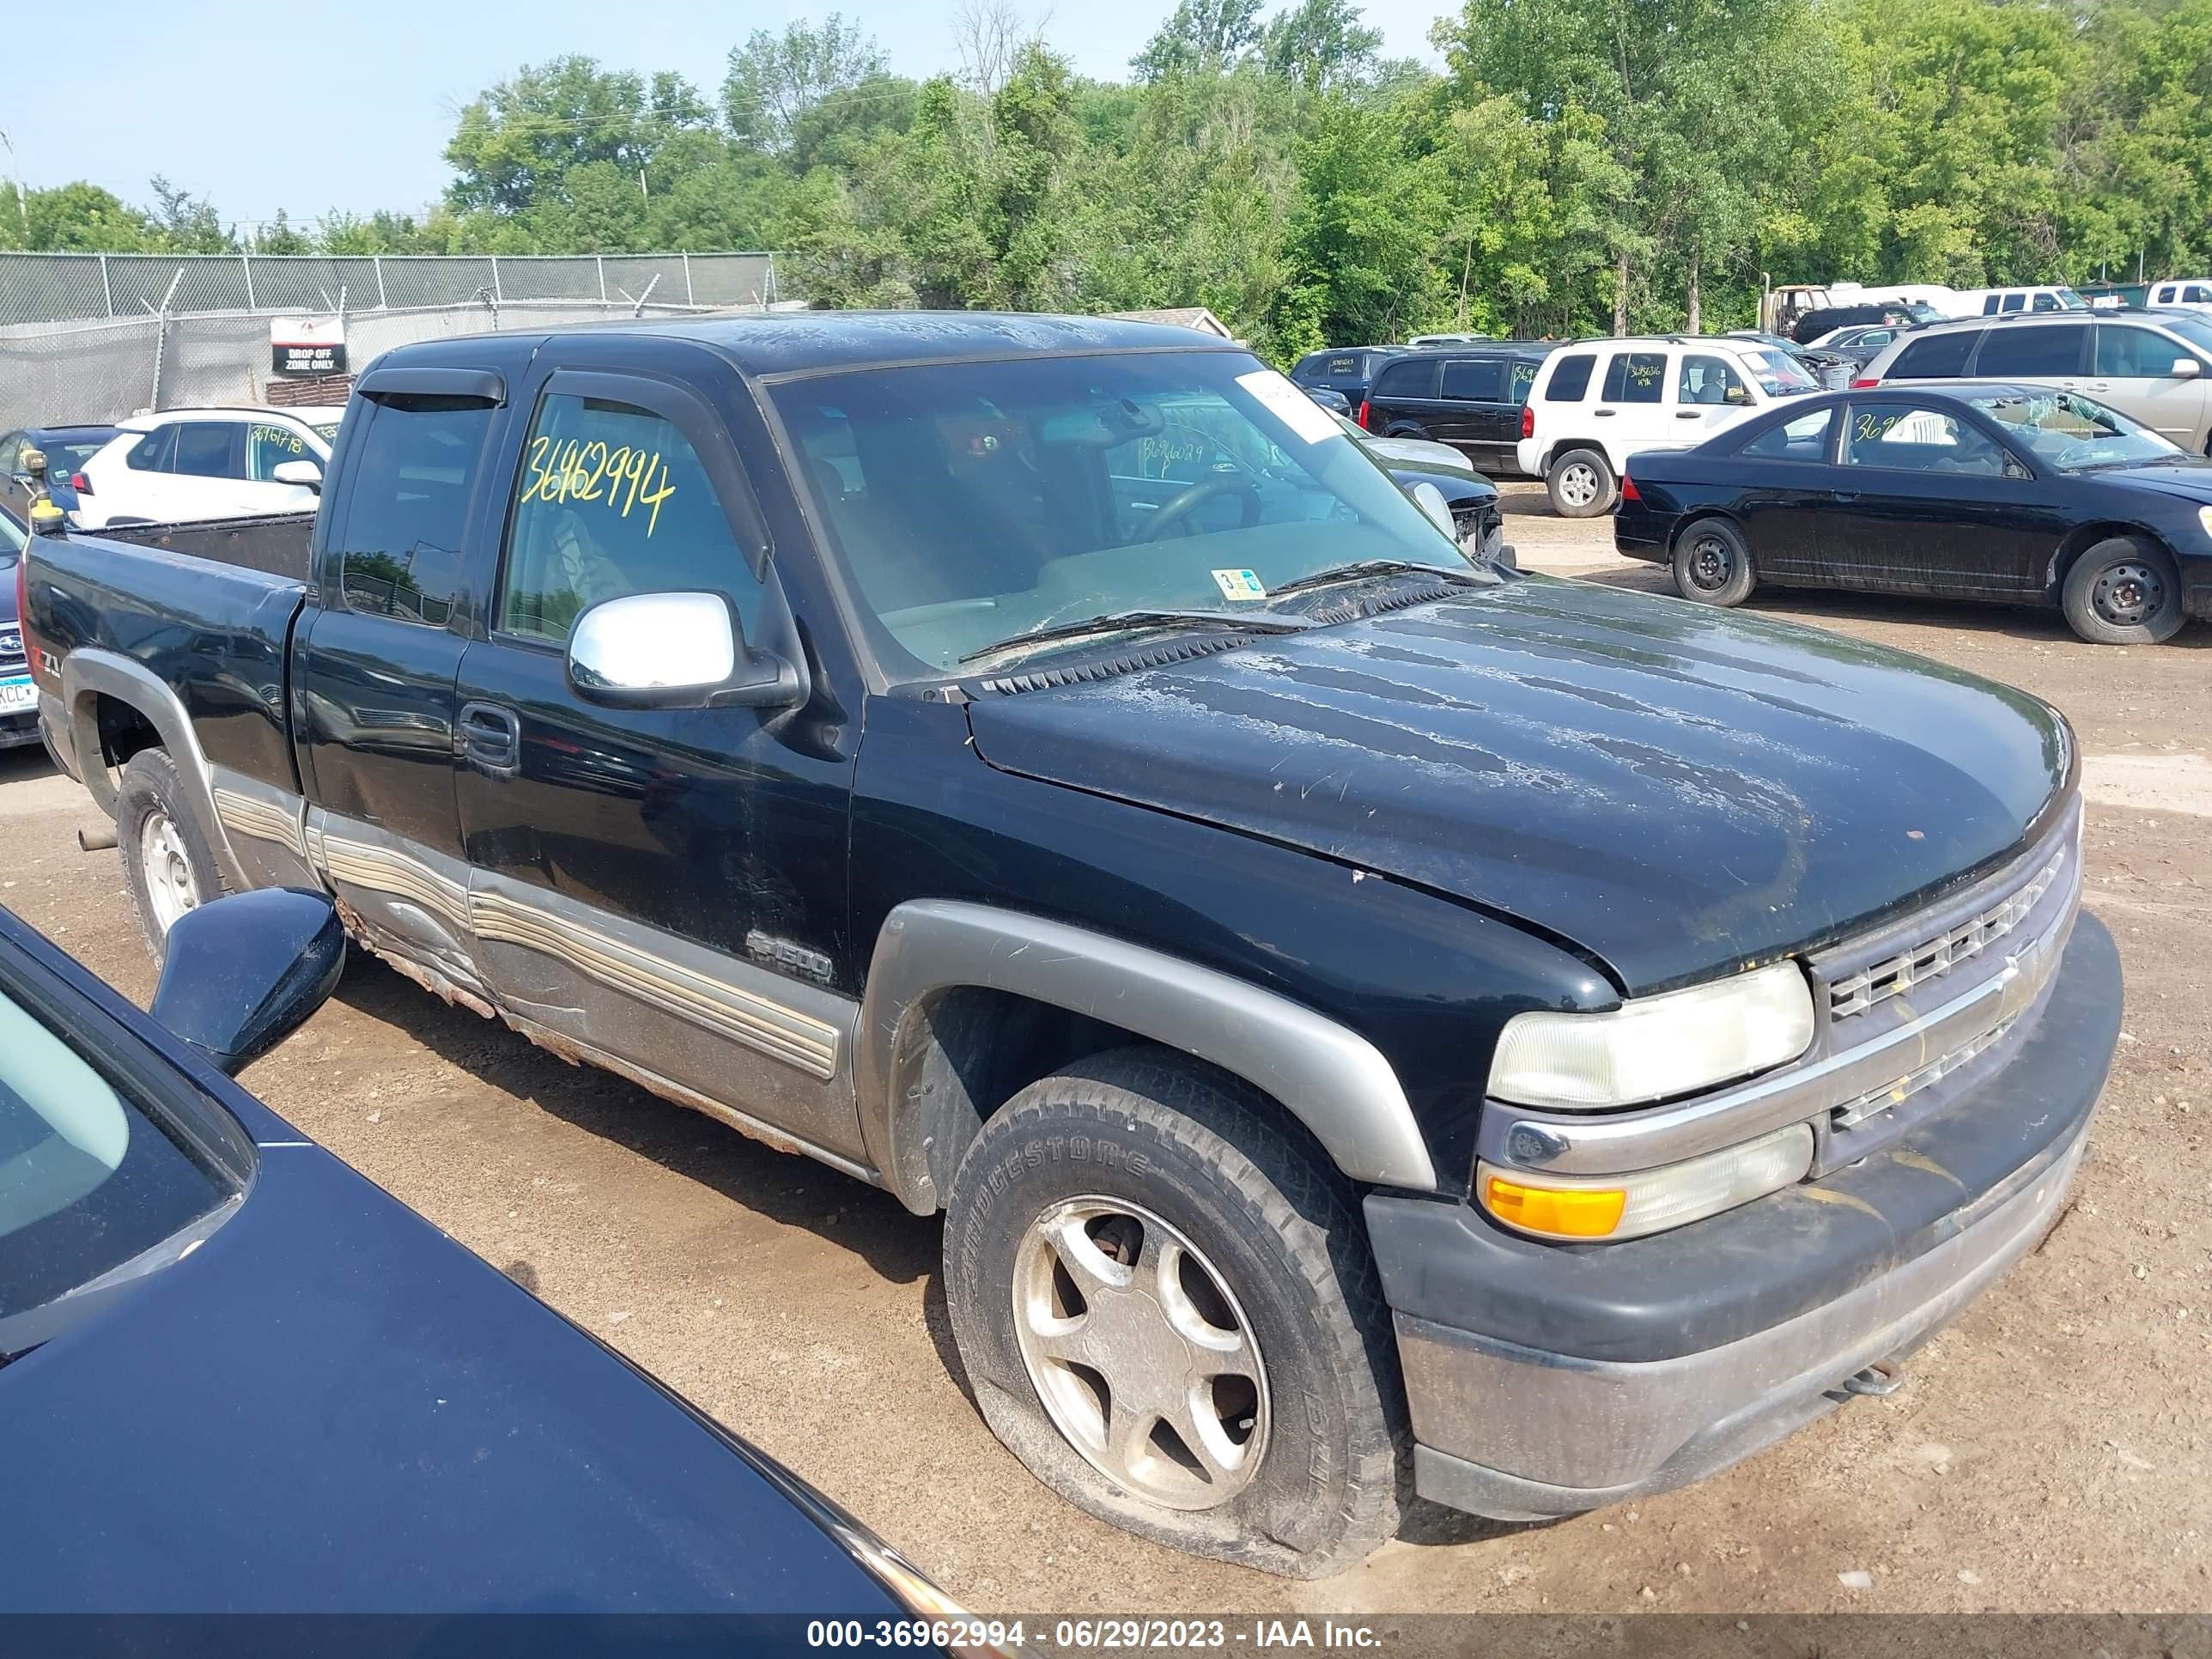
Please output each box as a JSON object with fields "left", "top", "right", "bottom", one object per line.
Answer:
{"left": 1407, "top": 480, "right": 1457, "bottom": 540}
{"left": 270, "top": 458, "right": 323, "bottom": 492}
{"left": 2169, "top": 357, "right": 2202, "bottom": 380}
{"left": 152, "top": 888, "right": 346, "bottom": 1074}
{"left": 567, "top": 589, "right": 805, "bottom": 711}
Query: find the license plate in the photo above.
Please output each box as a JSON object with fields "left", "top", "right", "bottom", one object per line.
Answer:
{"left": 0, "top": 677, "right": 35, "bottom": 713}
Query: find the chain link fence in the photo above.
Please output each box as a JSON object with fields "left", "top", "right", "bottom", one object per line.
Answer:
{"left": 0, "top": 250, "right": 776, "bottom": 327}
{"left": 0, "top": 297, "right": 752, "bottom": 433}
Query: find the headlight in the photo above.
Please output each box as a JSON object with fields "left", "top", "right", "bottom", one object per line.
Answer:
{"left": 2197, "top": 504, "right": 2212, "bottom": 542}
{"left": 1487, "top": 959, "right": 1814, "bottom": 1109}
{"left": 1478, "top": 1121, "right": 1814, "bottom": 1241}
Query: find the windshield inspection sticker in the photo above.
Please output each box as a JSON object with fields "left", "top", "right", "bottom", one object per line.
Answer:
{"left": 1212, "top": 568, "right": 1268, "bottom": 601}
{"left": 1237, "top": 368, "right": 1345, "bottom": 447}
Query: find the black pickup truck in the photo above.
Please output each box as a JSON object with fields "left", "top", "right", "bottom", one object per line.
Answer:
{"left": 18, "top": 313, "right": 2119, "bottom": 1577}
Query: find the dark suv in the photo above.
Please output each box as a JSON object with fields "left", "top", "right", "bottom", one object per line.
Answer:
{"left": 1358, "top": 344, "right": 1555, "bottom": 475}
{"left": 1289, "top": 345, "right": 1403, "bottom": 406}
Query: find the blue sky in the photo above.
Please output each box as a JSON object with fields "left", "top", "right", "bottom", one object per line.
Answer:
{"left": 4, "top": 2, "right": 1450, "bottom": 231}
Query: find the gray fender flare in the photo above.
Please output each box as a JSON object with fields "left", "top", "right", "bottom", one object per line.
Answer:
{"left": 60, "top": 648, "right": 244, "bottom": 878}
{"left": 856, "top": 898, "right": 1440, "bottom": 1213}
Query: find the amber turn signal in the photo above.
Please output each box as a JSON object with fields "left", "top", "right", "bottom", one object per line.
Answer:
{"left": 1481, "top": 1176, "right": 1627, "bottom": 1238}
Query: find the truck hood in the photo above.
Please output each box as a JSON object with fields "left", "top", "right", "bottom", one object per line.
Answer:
{"left": 965, "top": 577, "right": 2068, "bottom": 993}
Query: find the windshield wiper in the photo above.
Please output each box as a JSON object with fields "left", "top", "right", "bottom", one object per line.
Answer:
{"left": 959, "top": 608, "right": 1311, "bottom": 665}
{"left": 1267, "top": 558, "right": 1491, "bottom": 599}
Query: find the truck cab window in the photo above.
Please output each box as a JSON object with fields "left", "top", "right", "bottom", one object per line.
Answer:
{"left": 332, "top": 396, "right": 493, "bottom": 628}
{"left": 499, "top": 393, "right": 762, "bottom": 646}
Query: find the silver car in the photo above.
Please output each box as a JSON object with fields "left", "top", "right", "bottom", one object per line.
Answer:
{"left": 1858, "top": 309, "right": 2212, "bottom": 454}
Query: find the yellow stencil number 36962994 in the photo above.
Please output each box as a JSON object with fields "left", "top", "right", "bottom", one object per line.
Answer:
{"left": 521, "top": 434, "right": 678, "bottom": 536}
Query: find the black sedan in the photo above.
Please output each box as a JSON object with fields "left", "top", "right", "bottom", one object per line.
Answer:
{"left": 1615, "top": 382, "right": 2212, "bottom": 644}
{"left": 0, "top": 887, "right": 969, "bottom": 1630}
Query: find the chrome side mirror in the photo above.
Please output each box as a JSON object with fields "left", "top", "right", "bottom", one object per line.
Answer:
{"left": 567, "top": 590, "right": 804, "bottom": 711}
{"left": 271, "top": 459, "right": 323, "bottom": 492}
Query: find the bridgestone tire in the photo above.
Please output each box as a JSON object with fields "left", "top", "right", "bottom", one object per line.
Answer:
{"left": 116, "top": 747, "right": 229, "bottom": 969}
{"left": 942, "top": 1048, "right": 1408, "bottom": 1578}
{"left": 2061, "top": 536, "right": 2185, "bottom": 645}
{"left": 1547, "top": 447, "right": 1617, "bottom": 517}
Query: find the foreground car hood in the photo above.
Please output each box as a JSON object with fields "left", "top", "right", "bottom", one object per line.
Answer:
{"left": 2097, "top": 458, "right": 2212, "bottom": 499}
{"left": 0, "top": 1142, "right": 901, "bottom": 1614}
{"left": 967, "top": 578, "right": 2067, "bottom": 992}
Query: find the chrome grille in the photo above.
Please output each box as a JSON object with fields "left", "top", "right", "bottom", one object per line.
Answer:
{"left": 1827, "top": 847, "right": 2066, "bottom": 1018}
{"left": 1832, "top": 1013, "right": 2020, "bottom": 1129}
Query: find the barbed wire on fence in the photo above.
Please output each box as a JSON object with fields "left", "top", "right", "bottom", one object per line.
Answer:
{"left": 0, "top": 249, "right": 779, "bottom": 328}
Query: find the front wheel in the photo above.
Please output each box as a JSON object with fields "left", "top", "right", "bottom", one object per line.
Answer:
{"left": 2062, "top": 537, "right": 2185, "bottom": 645}
{"left": 1547, "top": 447, "right": 1616, "bottom": 517}
{"left": 942, "top": 1049, "right": 1407, "bottom": 1578}
{"left": 1672, "top": 518, "right": 1757, "bottom": 606}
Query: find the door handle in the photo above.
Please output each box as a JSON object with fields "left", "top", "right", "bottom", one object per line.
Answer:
{"left": 1594, "top": 408, "right": 1617, "bottom": 417}
{"left": 1674, "top": 410, "right": 1703, "bottom": 420}
{"left": 1831, "top": 492, "right": 1859, "bottom": 502}
{"left": 458, "top": 701, "right": 521, "bottom": 776}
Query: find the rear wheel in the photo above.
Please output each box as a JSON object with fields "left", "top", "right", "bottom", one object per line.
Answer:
{"left": 942, "top": 1048, "right": 1407, "bottom": 1578}
{"left": 116, "top": 748, "right": 228, "bottom": 967}
{"left": 1547, "top": 447, "right": 1616, "bottom": 517}
{"left": 1671, "top": 518, "right": 1757, "bottom": 607}
{"left": 2062, "top": 537, "right": 2185, "bottom": 645}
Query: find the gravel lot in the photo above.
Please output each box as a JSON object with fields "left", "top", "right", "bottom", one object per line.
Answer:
{"left": 3, "top": 489, "right": 2209, "bottom": 1618}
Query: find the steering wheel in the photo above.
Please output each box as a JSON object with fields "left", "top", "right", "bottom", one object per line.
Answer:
{"left": 2050, "top": 440, "right": 2110, "bottom": 469}
{"left": 1133, "top": 472, "right": 1263, "bottom": 541}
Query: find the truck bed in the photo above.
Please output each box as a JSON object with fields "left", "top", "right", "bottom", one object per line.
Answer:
{"left": 31, "top": 524, "right": 310, "bottom": 804}
{"left": 90, "top": 512, "right": 316, "bottom": 583}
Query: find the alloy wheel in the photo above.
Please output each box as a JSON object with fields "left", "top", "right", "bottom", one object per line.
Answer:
{"left": 1012, "top": 1196, "right": 1270, "bottom": 1510}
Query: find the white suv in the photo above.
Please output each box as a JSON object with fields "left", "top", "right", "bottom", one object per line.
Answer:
{"left": 75, "top": 406, "right": 343, "bottom": 529}
{"left": 1515, "top": 337, "right": 1817, "bottom": 516}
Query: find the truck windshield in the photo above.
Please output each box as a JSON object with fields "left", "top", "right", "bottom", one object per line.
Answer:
{"left": 0, "top": 977, "right": 241, "bottom": 1352}
{"left": 771, "top": 351, "right": 1483, "bottom": 676}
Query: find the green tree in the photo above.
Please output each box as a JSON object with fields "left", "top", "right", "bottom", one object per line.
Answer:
{"left": 723, "top": 15, "right": 887, "bottom": 154}
{"left": 1132, "top": 0, "right": 1266, "bottom": 82}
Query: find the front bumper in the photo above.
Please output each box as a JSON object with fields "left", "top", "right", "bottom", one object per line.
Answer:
{"left": 1366, "top": 910, "right": 2121, "bottom": 1521}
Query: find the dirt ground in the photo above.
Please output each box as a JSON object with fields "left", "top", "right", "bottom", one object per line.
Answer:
{"left": 3, "top": 486, "right": 2209, "bottom": 1619}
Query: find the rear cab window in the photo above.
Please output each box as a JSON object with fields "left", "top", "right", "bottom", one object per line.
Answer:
{"left": 331, "top": 395, "right": 497, "bottom": 627}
